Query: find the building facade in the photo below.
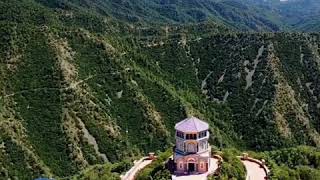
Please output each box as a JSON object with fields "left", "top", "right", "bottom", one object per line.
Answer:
{"left": 173, "top": 117, "right": 211, "bottom": 174}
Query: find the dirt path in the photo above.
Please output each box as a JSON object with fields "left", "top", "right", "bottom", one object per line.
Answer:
{"left": 241, "top": 159, "right": 268, "bottom": 180}
{"left": 121, "top": 157, "right": 152, "bottom": 180}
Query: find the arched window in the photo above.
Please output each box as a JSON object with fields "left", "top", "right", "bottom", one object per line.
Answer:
{"left": 179, "top": 162, "right": 183, "bottom": 169}
{"left": 201, "top": 141, "right": 206, "bottom": 150}
{"left": 187, "top": 158, "right": 196, "bottom": 163}
{"left": 187, "top": 142, "right": 197, "bottom": 153}
{"left": 200, "top": 162, "right": 204, "bottom": 169}
{"left": 179, "top": 142, "right": 184, "bottom": 151}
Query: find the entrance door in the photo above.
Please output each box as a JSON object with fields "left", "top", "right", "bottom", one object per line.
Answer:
{"left": 188, "top": 163, "right": 195, "bottom": 172}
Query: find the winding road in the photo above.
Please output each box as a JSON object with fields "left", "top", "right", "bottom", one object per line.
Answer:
{"left": 122, "top": 155, "right": 269, "bottom": 180}
{"left": 241, "top": 159, "right": 269, "bottom": 180}
{"left": 121, "top": 157, "right": 153, "bottom": 180}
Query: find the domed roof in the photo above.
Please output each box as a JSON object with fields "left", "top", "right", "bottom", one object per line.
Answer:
{"left": 175, "top": 117, "right": 209, "bottom": 132}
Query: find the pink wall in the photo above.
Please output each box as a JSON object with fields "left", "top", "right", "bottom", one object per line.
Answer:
{"left": 177, "top": 160, "right": 185, "bottom": 171}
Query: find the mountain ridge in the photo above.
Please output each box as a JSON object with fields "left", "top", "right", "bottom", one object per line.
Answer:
{"left": 33, "top": 0, "right": 319, "bottom": 32}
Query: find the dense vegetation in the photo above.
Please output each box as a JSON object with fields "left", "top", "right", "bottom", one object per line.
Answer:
{"left": 0, "top": 0, "right": 320, "bottom": 179}
{"left": 35, "top": 0, "right": 320, "bottom": 32}
{"left": 135, "top": 150, "right": 172, "bottom": 180}
{"left": 138, "top": 146, "right": 320, "bottom": 180}
{"left": 68, "top": 160, "right": 132, "bottom": 180}
{"left": 210, "top": 149, "right": 246, "bottom": 180}
{"left": 249, "top": 146, "right": 320, "bottom": 180}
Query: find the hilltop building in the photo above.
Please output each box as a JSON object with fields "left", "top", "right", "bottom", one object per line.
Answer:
{"left": 173, "top": 117, "right": 211, "bottom": 174}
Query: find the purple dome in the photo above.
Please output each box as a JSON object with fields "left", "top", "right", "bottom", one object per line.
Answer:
{"left": 175, "top": 117, "right": 209, "bottom": 132}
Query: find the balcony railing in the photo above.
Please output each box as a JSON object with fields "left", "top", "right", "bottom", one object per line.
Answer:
{"left": 175, "top": 145, "right": 211, "bottom": 155}
{"left": 175, "top": 133, "right": 209, "bottom": 140}
{"left": 175, "top": 148, "right": 197, "bottom": 155}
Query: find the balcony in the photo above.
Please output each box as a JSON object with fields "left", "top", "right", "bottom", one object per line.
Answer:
{"left": 175, "top": 142, "right": 210, "bottom": 155}
{"left": 175, "top": 133, "right": 209, "bottom": 141}
{"left": 175, "top": 148, "right": 197, "bottom": 155}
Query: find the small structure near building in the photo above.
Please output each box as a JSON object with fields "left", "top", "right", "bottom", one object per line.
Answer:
{"left": 148, "top": 152, "right": 156, "bottom": 160}
{"left": 173, "top": 117, "right": 211, "bottom": 175}
{"left": 242, "top": 152, "right": 249, "bottom": 159}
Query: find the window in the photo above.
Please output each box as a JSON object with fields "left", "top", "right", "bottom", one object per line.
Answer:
{"left": 179, "top": 142, "right": 184, "bottom": 151}
{"left": 176, "top": 131, "right": 184, "bottom": 138}
{"left": 179, "top": 162, "right": 183, "bottom": 169}
{"left": 199, "top": 131, "right": 207, "bottom": 138}
{"left": 186, "top": 134, "right": 196, "bottom": 140}
{"left": 200, "top": 162, "right": 204, "bottom": 169}
{"left": 201, "top": 141, "right": 206, "bottom": 150}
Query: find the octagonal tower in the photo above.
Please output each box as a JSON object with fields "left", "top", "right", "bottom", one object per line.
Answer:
{"left": 173, "top": 117, "right": 211, "bottom": 174}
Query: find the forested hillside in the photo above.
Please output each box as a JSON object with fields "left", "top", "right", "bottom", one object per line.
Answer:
{"left": 33, "top": 0, "right": 320, "bottom": 32}
{"left": 0, "top": 0, "right": 320, "bottom": 179}
{"left": 144, "top": 32, "right": 320, "bottom": 150}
